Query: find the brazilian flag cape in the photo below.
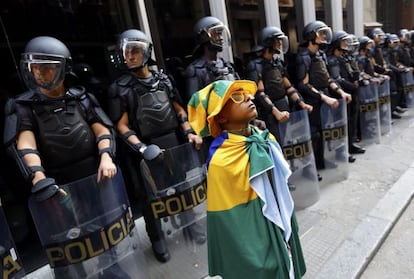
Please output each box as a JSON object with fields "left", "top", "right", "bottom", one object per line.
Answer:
{"left": 206, "top": 127, "right": 306, "bottom": 279}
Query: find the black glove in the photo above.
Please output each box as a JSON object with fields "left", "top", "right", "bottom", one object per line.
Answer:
{"left": 31, "top": 177, "right": 61, "bottom": 202}
{"left": 142, "top": 144, "right": 163, "bottom": 161}
{"left": 135, "top": 142, "right": 163, "bottom": 161}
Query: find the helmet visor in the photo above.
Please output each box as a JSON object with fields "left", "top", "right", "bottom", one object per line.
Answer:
{"left": 316, "top": 26, "right": 333, "bottom": 44}
{"left": 348, "top": 35, "right": 360, "bottom": 52}
{"left": 272, "top": 35, "right": 289, "bottom": 54}
{"left": 205, "top": 24, "right": 231, "bottom": 48}
{"left": 374, "top": 32, "right": 385, "bottom": 45}
{"left": 339, "top": 35, "right": 354, "bottom": 51}
{"left": 20, "top": 53, "right": 66, "bottom": 91}
{"left": 120, "top": 39, "right": 151, "bottom": 68}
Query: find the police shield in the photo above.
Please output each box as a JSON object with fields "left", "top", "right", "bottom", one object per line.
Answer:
{"left": 28, "top": 169, "right": 149, "bottom": 279}
{"left": 140, "top": 143, "right": 207, "bottom": 276}
{"left": 399, "top": 70, "right": 414, "bottom": 108}
{"left": 0, "top": 200, "right": 26, "bottom": 279}
{"left": 278, "top": 109, "right": 320, "bottom": 209}
{"left": 378, "top": 79, "right": 392, "bottom": 135}
{"left": 320, "top": 98, "right": 349, "bottom": 185}
{"left": 140, "top": 143, "right": 207, "bottom": 238}
{"left": 359, "top": 82, "right": 381, "bottom": 145}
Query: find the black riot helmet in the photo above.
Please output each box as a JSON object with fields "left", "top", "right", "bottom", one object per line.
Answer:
{"left": 302, "top": 20, "right": 332, "bottom": 45}
{"left": 330, "top": 30, "right": 353, "bottom": 51}
{"left": 358, "top": 36, "right": 374, "bottom": 50}
{"left": 193, "top": 16, "right": 230, "bottom": 52}
{"left": 367, "top": 28, "right": 385, "bottom": 45}
{"left": 258, "top": 26, "right": 289, "bottom": 54}
{"left": 384, "top": 33, "right": 400, "bottom": 47}
{"left": 398, "top": 28, "right": 410, "bottom": 44}
{"left": 398, "top": 29, "right": 409, "bottom": 40}
{"left": 20, "top": 36, "right": 72, "bottom": 91}
{"left": 348, "top": 34, "right": 360, "bottom": 53}
{"left": 118, "top": 29, "right": 153, "bottom": 70}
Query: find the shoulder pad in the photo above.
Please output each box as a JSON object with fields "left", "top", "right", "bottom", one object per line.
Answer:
{"left": 193, "top": 58, "right": 208, "bottom": 68}
{"left": 116, "top": 74, "right": 134, "bottom": 87}
{"left": 356, "top": 56, "right": 366, "bottom": 63}
{"left": 66, "top": 86, "right": 86, "bottom": 99}
{"left": 184, "top": 64, "right": 196, "bottom": 77}
{"left": 15, "top": 90, "right": 35, "bottom": 102}
{"left": 4, "top": 98, "right": 16, "bottom": 115}
{"left": 327, "top": 56, "right": 339, "bottom": 65}
{"left": 245, "top": 60, "right": 258, "bottom": 72}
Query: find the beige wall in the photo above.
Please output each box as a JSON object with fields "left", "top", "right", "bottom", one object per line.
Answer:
{"left": 363, "top": 0, "right": 377, "bottom": 23}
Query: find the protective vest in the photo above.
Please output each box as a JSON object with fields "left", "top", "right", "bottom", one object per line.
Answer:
{"left": 19, "top": 91, "right": 96, "bottom": 170}
{"left": 340, "top": 55, "right": 360, "bottom": 82}
{"left": 327, "top": 55, "right": 341, "bottom": 80}
{"left": 309, "top": 51, "right": 330, "bottom": 89}
{"left": 401, "top": 47, "right": 412, "bottom": 66}
{"left": 357, "top": 56, "right": 375, "bottom": 76}
{"left": 193, "top": 57, "right": 237, "bottom": 86}
{"left": 127, "top": 75, "right": 178, "bottom": 139}
{"left": 261, "top": 59, "right": 286, "bottom": 101}
{"left": 374, "top": 47, "right": 385, "bottom": 66}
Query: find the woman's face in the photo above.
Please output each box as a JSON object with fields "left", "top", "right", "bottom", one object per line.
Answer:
{"left": 124, "top": 44, "right": 145, "bottom": 69}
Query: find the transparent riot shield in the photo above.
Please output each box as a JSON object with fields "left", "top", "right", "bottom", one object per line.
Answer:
{"left": 320, "top": 98, "right": 349, "bottom": 185}
{"left": 378, "top": 79, "right": 392, "bottom": 136}
{"left": 1, "top": 199, "right": 26, "bottom": 279}
{"left": 400, "top": 70, "right": 414, "bottom": 108}
{"left": 28, "top": 169, "right": 149, "bottom": 279}
{"left": 359, "top": 82, "right": 381, "bottom": 145}
{"left": 140, "top": 143, "right": 207, "bottom": 277}
{"left": 278, "top": 109, "right": 320, "bottom": 209}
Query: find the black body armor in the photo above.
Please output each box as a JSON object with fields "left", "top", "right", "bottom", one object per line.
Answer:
{"left": 111, "top": 72, "right": 179, "bottom": 142}
{"left": 309, "top": 51, "right": 330, "bottom": 90}
{"left": 185, "top": 57, "right": 239, "bottom": 104}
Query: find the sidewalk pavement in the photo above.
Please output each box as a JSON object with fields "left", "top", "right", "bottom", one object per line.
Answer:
{"left": 296, "top": 108, "right": 414, "bottom": 279}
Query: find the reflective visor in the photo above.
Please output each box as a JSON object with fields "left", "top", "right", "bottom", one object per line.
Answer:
{"left": 340, "top": 35, "right": 354, "bottom": 50}
{"left": 120, "top": 40, "right": 150, "bottom": 59}
{"left": 316, "top": 27, "right": 333, "bottom": 44}
{"left": 205, "top": 24, "right": 231, "bottom": 47}
{"left": 273, "top": 35, "right": 289, "bottom": 54}
{"left": 20, "top": 53, "right": 66, "bottom": 90}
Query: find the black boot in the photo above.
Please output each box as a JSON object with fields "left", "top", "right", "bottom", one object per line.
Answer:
{"left": 349, "top": 143, "right": 365, "bottom": 154}
{"left": 151, "top": 239, "right": 170, "bottom": 263}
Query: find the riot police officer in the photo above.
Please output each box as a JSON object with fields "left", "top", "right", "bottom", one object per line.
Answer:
{"left": 327, "top": 30, "right": 365, "bottom": 160}
{"left": 184, "top": 16, "right": 265, "bottom": 154}
{"left": 295, "top": 20, "right": 352, "bottom": 171}
{"left": 245, "top": 26, "right": 312, "bottom": 141}
{"left": 357, "top": 36, "right": 389, "bottom": 83}
{"left": 3, "top": 36, "right": 121, "bottom": 278}
{"left": 367, "top": 28, "right": 404, "bottom": 118}
{"left": 383, "top": 33, "right": 410, "bottom": 115}
{"left": 107, "top": 29, "right": 203, "bottom": 263}
{"left": 184, "top": 16, "right": 239, "bottom": 104}
{"left": 397, "top": 29, "right": 413, "bottom": 68}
